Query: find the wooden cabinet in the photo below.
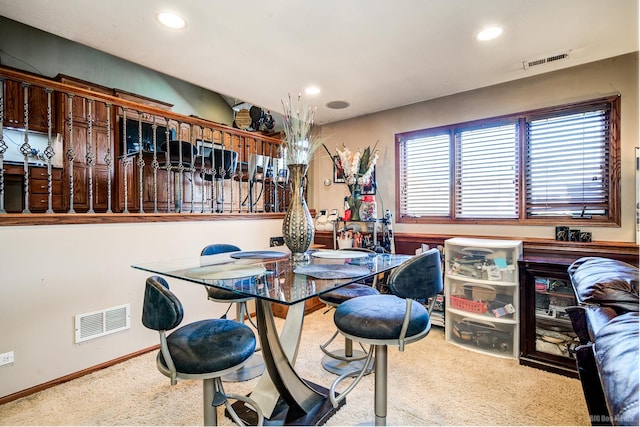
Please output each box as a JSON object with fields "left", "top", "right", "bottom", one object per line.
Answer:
{"left": 1, "top": 68, "right": 287, "bottom": 217}
{"left": 118, "top": 152, "right": 220, "bottom": 213}
{"left": 64, "top": 91, "right": 110, "bottom": 127}
{"left": 28, "top": 166, "right": 63, "bottom": 212}
{"left": 3, "top": 164, "right": 63, "bottom": 212}
{"left": 118, "top": 153, "right": 171, "bottom": 212}
{"left": 56, "top": 75, "right": 114, "bottom": 212}
{"left": 519, "top": 255, "right": 580, "bottom": 377}
{"left": 3, "top": 79, "right": 52, "bottom": 133}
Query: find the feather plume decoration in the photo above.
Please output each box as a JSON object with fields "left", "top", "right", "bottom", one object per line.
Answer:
{"left": 280, "top": 93, "right": 324, "bottom": 165}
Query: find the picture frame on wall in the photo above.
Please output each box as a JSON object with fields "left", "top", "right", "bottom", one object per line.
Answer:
{"left": 333, "top": 155, "right": 345, "bottom": 183}
{"left": 361, "top": 167, "right": 377, "bottom": 195}
{"left": 333, "top": 156, "right": 377, "bottom": 195}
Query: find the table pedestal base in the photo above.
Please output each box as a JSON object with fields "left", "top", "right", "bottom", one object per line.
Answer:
{"left": 228, "top": 382, "right": 345, "bottom": 426}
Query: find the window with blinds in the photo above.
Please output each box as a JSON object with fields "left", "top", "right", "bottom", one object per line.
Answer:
{"left": 526, "top": 105, "right": 611, "bottom": 218}
{"left": 399, "top": 133, "right": 450, "bottom": 217}
{"left": 456, "top": 123, "right": 518, "bottom": 218}
{"left": 395, "top": 96, "right": 619, "bottom": 224}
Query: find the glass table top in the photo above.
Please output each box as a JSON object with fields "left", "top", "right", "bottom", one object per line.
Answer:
{"left": 132, "top": 249, "right": 411, "bottom": 305}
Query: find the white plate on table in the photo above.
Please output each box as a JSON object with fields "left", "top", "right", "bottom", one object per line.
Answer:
{"left": 294, "top": 264, "right": 371, "bottom": 279}
{"left": 311, "top": 250, "right": 369, "bottom": 259}
{"left": 230, "top": 250, "right": 288, "bottom": 259}
{"left": 186, "top": 264, "right": 266, "bottom": 280}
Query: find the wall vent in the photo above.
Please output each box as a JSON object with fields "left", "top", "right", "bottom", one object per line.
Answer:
{"left": 523, "top": 51, "right": 570, "bottom": 70}
{"left": 75, "top": 304, "right": 130, "bottom": 343}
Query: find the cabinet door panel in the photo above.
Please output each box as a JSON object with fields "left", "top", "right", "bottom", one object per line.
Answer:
{"left": 142, "top": 167, "right": 169, "bottom": 205}
{"left": 72, "top": 167, "right": 88, "bottom": 207}
{"left": 3, "top": 80, "right": 23, "bottom": 127}
{"left": 117, "top": 158, "right": 139, "bottom": 212}
{"left": 70, "top": 166, "right": 110, "bottom": 211}
{"left": 94, "top": 127, "right": 110, "bottom": 166}
{"left": 69, "top": 94, "right": 87, "bottom": 122}
{"left": 93, "top": 167, "right": 110, "bottom": 211}
{"left": 71, "top": 125, "right": 87, "bottom": 165}
{"left": 92, "top": 100, "right": 109, "bottom": 126}
{"left": 519, "top": 260, "right": 578, "bottom": 377}
{"left": 3, "top": 80, "right": 51, "bottom": 132}
{"left": 27, "top": 85, "right": 50, "bottom": 133}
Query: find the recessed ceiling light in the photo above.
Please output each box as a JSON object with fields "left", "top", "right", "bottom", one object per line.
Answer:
{"left": 326, "top": 100, "right": 350, "bottom": 110}
{"left": 304, "top": 86, "right": 321, "bottom": 95}
{"left": 475, "top": 26, "right": 503, "bottom": 41}
{"left": 156, "top": 11, "right": 187, "bottom": 30}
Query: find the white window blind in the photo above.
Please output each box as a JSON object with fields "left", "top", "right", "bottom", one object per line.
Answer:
{"left": 396, "top": 96, "right": 618, "bottom": 223}
{"left": 455, "top": 123, "right": 518, "bottom": 218}
{"left": 526, "top": 106, "right": 610, "bottom": 218}
{"left": 399, "top": 133, "right": 450, "bottom": 216}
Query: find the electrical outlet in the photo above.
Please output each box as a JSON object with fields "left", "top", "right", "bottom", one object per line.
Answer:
{"left": 0, "top": 351, "right": 14, "bottom": 366}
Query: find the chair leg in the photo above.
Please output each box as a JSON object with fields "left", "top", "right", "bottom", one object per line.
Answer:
{"left": 203, "top": 378, "right": 218, "bottom": 426}
{"left": 345, "top": 337, "right": 354, "bottom": 357}
{"left": 374, "top": 345, "right": 388, "bottom": 426}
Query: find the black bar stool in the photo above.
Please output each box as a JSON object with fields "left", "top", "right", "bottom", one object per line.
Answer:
{"left": 142, "top": 276, "right": 264, "bottom": 426}
{"left": 328, "top": 249, "right": 444, "bottom": 426}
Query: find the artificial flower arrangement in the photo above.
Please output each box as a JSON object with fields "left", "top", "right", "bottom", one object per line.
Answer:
{"left": 280, "top": 93, "right": 324, "bottom": 165}
{"left": 331, "top": 141, "right": 379, "bottom": 189}
{"left": 325, "top": 141, "right": 380, "bottom": 221}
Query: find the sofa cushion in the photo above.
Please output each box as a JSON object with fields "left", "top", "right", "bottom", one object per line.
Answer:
{"left": 584, "top": 305, "right": 618, "bottom": 342}
{"left": 569, "top": 258, "right": 639, "bottom": 313}
{"left": 593, "top": 311, "right": 639, "bottom": 426}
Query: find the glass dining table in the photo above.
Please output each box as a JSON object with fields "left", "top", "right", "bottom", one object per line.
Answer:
{"left": 132, "top": 248, "right": 411, "bottom": 425}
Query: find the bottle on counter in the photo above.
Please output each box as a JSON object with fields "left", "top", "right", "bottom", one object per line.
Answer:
{"left": 343, "top": 196, "right": 351, "bottom": 221}
{"left": 360, "top": 195, "right": 377, "bottom": 221}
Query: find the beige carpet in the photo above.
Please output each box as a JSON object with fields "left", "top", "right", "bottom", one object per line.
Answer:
{"left": 0, "top": 309, "right": 591, "bottom": 426}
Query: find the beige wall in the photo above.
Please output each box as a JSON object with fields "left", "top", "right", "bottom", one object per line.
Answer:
{"left": 311, "top": 53, "right": 639, "bottom": 243}
{"left": 0, "top": 220, "right": 283, "bottom": 398}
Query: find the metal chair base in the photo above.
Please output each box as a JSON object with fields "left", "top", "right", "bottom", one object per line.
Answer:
{"left": 321, "top": 349, "right": 374, "bottom": 376}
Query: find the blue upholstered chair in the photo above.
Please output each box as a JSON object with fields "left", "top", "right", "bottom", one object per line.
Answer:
{"left": 329, "top": 248, "right": 444, "bottom": 426}
{"left": 201, "top": 244, "right": 255, "bottom": 326}
{"left": 142, "top": 276, "right": 263, "bottom": 426}
{"left": 201, "top": 243, "right": 264, "bottom": 382}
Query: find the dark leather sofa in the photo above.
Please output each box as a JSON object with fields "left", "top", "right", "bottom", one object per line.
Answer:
{"left": 566, "top": 257, "right": 639, "bottom": 426}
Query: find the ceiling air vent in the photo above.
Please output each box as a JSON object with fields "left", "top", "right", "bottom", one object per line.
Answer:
{"left": 523, "top": 52, "right": 570, "bottom": 70}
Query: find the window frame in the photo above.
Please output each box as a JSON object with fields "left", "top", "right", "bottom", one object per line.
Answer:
{"left": 395, "top": 96, "right": 621, "bottom": 227}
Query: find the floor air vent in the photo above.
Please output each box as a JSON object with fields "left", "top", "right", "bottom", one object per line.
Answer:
{"left": 75, "top": 304, "right": 130, "bottom": 343}
{"left": 523, "top": 51, "right": 570, "bottom": 70}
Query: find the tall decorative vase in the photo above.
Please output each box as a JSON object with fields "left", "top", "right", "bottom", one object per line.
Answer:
{"left": 283, "top": 163, "right": 314, "bottom": 262}
{"left": 348, "top": 186, "right": 363, "bottom": 221}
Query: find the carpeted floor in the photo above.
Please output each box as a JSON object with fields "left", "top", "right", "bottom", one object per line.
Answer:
{"left": 0, "top": 309, "right": 591, "bottom": 426}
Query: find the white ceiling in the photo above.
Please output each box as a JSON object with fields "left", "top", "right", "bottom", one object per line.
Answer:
{"left": 0, "top": 0, "right": 638, "bottom": 126}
